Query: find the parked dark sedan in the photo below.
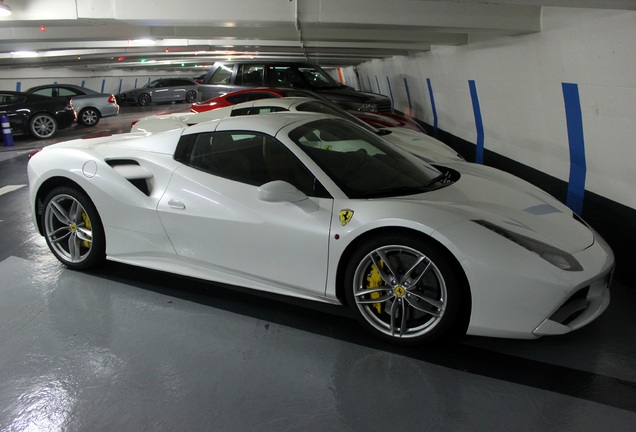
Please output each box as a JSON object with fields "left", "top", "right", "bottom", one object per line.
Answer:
{"left": 26, "top": 84, "right": 119, "bottom": 127}
{"left": 0, "top": 91, "right": 76, "bottom": 139}
{"left": 119, "top": 78, "right": 198, "bottom": 106}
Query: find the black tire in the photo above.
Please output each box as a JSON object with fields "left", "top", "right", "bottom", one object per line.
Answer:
{"left": 137, "top": 93, "right": 151, "bottom": 106}
{"left": 29, "top": 113, "right": 58, "bottom": 139}
{"left": 344, "top": 233, "right": 466, "bottom": 345}
{"left": 185, "top": 90, "right": 197, "bottom": 103}
{"left": 41, "top": 186, "right": 105, "bottom": 270}
{"left": 78, "top": 107, "right": 100, "bottom": 126}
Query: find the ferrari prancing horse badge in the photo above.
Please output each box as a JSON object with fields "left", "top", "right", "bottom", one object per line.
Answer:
{"left": 339, "top": 209, "right": 354, "bottom": 226}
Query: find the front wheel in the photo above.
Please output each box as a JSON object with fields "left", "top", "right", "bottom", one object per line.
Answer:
{"left": 30, "top": 113, "right": 58, "bottom": 139}
{"left": 78, "top": 107, "right": 100, "bottom": 126}
{"left": 137, "top": 93, "right": 151, "bottom": 106}
{"left": 42, "top": 186, "right": 105, "bottom": 270}
{"left": 344, "top": 234, "right": 466, "bottom": 345}
{"left": 185, "top": 90, "right": 197, "bottom": 103}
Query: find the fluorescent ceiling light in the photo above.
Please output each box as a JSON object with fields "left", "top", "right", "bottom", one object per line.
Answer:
{"left": 131, "top": 39, "right": 156, "bottom": 46}
{"left": 11, "top": 51, "right": 39, "bottom": 58}
{"left": 0, "top": 1, "right": 12, "bottom": 17}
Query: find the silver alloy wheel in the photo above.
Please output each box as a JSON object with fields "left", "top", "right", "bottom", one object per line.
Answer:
{"left": 185, "top": 91, "right": 197, "bottom": 102}
{"left": 30, "top": 114, "right": 57, "bottom": 139}
{"left": 138, "top": 93, "right": 151, "bottom": 106}
{"left": 352, "top": 244, "right": 447, "bottom": 339}
{"left": 80, "top": 108, "right": 99, "bottom": 126}
{"left": 44, "top": 193, "right": 94, "bottom": 264}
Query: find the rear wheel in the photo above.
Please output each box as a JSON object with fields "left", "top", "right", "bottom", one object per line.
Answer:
{"left": 344, "top": 234, "right": 466, "bottom": 345}
{"left": 137, "top": 93, "right": 151, "bottom": 106}
{"left": 42, "top": 186, "right": 105, "bottom": 269}
{"left": 30, "top": 113, "right": 57, "bottom": 139}
{"left": 79, "top": 107, "right": 100, "bottom": 126}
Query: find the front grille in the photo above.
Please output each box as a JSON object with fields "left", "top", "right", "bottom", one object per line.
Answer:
{"left": 550, "top": 287, "right": 590, "bottom": 325}
{"left": 376, "top": 100, "right": 392, "bottom": 113}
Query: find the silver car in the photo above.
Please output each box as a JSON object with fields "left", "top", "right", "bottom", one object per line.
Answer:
{"left": 26, "top": 84, "right": 119, "bottom": 127}
{"left": 119, "top": 78, "right": 198, "bottom": 106}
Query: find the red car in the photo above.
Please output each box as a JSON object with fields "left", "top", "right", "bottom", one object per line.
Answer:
{"left": 190, "top": 88, "right": 426, "bottom": 133}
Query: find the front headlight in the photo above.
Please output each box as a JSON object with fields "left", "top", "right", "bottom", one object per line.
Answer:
{"left": 474, "top": 220, "right": 583, "bottom": 271}
{"left": 355, "top": 103, "right": 378, "bottom": 112}
{"left": 339, "top": 101, "right": 378, "bottom": 112}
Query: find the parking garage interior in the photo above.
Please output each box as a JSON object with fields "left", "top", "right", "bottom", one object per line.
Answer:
{"left": 1, "top": 1, "right": 635, "bottom": 431}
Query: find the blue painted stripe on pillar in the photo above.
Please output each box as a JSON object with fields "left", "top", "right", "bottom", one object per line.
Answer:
{"left": 81, "top": 80, "right": 85, "bottom": 87}
{"left": 16, "top": 82, "right": 21, "bottom": 91}
{"left": 118, "top": 79, "right": 123, "bottom": 96}
{"left": 562, "top": 83, "right": 587, "bottom": 214}
{"left": 403, "top": 77, "right": 412, "bottom": 112}
{"left": 367, "top": 76, "right": 372, "bottom": 93}
{"left": 468, "top": 80, "right": 484, "bottom": 164}
{"left": 101, "top": 79, "right": 106, "bottom": 92}
{"left": 426, "top": 78, "right": 438, "bottom": 137}
{"left": 386, "top": 77, "right": 394, "bottom": 113}
{"left": 375, "top": 76, "right": 381, "bottom": 94}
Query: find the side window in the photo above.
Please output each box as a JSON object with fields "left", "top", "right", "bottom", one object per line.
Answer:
{"left": 267, "top": 66, "right": 305, "bottom": 88}
{"left": 231, "top": 106, "right": 289, "bottom": 116}
{"left": 57, "top": 88, "right": 80, "bottom": 97}
{"left": 1, "top": 95, "right": 25, "bottom": 104}
{"left": 225, "top": 93, "right": 250, "bottom": 104}
{"left": 31, "top": 88, "right": 54, "bottom": 97}
{"left": 210, "top": 64, "right": 234, "bottom": 84}
{"left": 236, "top": 64, "right": 265, "bottom": 86}
{"left": 183, "top": 131, "right": 326, "bottom": 197}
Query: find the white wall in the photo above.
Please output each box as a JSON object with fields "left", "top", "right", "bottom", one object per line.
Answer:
{"left": 348, "top": 7, "right": 636, "bottom": 211}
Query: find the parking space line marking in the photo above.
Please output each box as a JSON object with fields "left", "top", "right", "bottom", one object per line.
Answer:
{"left": 0, "top": 185, "right": 26, "bottom": 196}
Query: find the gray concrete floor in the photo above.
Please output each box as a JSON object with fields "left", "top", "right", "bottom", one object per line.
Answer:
{"left": 1, "top": 105, "right": 635, "bottom": 431}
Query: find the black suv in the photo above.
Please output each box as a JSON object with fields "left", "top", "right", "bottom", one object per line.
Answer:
{"left": 197, "top": 61, "right": 392, "bottom": 112}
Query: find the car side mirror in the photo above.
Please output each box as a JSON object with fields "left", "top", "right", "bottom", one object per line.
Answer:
{"left": 257, "top": 180, "right": 319, "bottom": 213}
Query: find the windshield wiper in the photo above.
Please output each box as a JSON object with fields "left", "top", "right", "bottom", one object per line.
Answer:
{"left": 422, "top": 169, "right": 453, "bottom": 189}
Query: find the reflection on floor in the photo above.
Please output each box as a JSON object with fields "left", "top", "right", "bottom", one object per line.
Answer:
{"left": 0, "top": 255, "right": 635, "bottom": 431}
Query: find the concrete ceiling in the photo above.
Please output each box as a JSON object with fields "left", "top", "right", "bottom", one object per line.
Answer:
{"left": 0, "top": 0, "right": 633, "bottom": 72}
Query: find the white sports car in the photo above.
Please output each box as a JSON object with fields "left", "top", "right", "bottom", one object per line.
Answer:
{"left": 28, "top": 113, "right": 614, "bottom": 345}
{"left": 131, "top": 97, "right": 464, "bottom": 164}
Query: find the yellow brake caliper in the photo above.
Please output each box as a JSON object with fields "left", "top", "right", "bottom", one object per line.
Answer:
{"left": 366, "top": 261, "right": 384, "bottom": 314}
{"left": 81, "top": 211, "right": 92, "bottom": 248}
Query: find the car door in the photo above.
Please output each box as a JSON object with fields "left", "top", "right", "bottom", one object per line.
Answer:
{"left": 157, "top": 130, "right": 334, "bottom": 298}
{"left": 151, "top": 80, "right": 172, "bottom": 102}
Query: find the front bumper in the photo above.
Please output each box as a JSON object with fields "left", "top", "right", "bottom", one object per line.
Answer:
{"left": 533, "top": 265, "right": 612, "bottom": 336}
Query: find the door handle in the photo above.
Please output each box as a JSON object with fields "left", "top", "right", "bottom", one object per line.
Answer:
{"left": 168, "top": 199, "right": 185, "bottom": 209}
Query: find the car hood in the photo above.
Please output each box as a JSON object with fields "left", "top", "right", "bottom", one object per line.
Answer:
{"left": 404, "top": 162, "right": 594, "bottom": 254}
{"left": 382, "top": 127, "right": 463, "bottom": 163}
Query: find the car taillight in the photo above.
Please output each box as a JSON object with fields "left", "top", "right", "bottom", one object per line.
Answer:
{"left": 29, "top": 150, "right": 42, "bottom": 158}
{"left": 108, "top": 95, "right": 116, "bottom": 103}
{"left": 131, "top": 120, "right": 139, "bottom": 127}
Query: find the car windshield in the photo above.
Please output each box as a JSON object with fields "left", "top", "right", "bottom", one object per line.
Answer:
{"left": 296, "top": 66, "right": 342, "bottom": 89}
{"left": 295, "top": 100, "right": 378, "bottom": 133}
{"left": 289, "top": 119, "right": 444, "bottom": 198}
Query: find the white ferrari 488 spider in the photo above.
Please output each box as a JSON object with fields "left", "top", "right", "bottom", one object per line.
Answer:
{"left": 28, "top": 112, "right": 614, "bottom": 345}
